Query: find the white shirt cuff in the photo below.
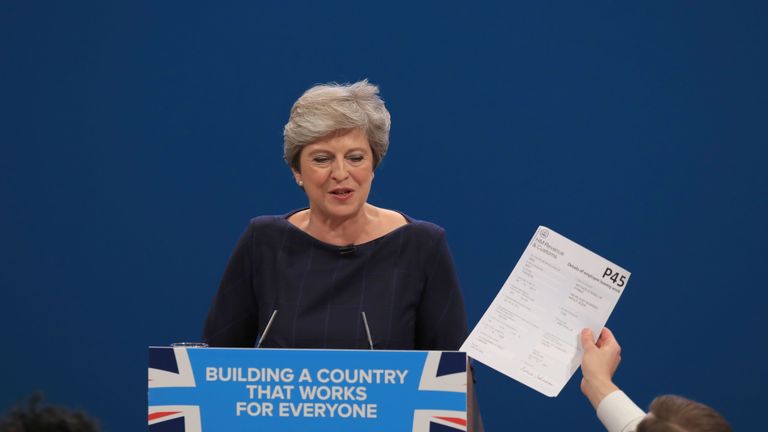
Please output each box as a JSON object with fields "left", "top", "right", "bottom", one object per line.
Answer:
{"left": 596, "top": 390, "right": 646, "bottom": 432}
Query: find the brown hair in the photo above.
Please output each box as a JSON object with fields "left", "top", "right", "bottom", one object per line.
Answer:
{"left": 637, "top": 395, "right": 731, "bottom": 432}
{"left": 0, "top": 393, "right": 100, "bottom": 432}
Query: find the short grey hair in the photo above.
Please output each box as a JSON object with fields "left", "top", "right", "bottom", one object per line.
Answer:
{"left": 283, "top": 79, "right": 391, "bottom": 170}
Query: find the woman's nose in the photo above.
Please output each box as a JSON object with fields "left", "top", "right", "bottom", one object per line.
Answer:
{"left": 331, "top": 157, "right": 349, "bottom": 180}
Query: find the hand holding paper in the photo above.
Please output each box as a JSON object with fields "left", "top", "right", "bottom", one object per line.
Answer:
{"left": 460, "top": 226, "right": 630, "bottom": 397}
{"left": 579, "top": 327, "right": 621, "bottom": 408}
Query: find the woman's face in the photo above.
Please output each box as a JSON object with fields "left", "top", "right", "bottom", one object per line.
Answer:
{"left": 292, "top": 128, "right": 374, "bottom": 221}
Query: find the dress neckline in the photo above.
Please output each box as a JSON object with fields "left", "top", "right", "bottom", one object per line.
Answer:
{"left": 280, "top": 208, "right": 413, "bottom": 250}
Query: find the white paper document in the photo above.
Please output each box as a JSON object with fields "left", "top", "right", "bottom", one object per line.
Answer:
{"left": 460, "top": 226, "right": 630, "bottom": 397}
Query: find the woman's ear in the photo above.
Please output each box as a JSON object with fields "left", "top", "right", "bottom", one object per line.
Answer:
{"left": 291, "top": 168, "right": 303, "bottom": 187}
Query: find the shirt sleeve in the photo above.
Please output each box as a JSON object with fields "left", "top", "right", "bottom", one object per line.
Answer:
{"left": 414, "top": 230, "right": 468, "bottom": 350}
{"left": 202, "top": 223, "right": 260, "bottom": 347}
{"left": 596, "top": 390, "right": 647, "bottom": 432}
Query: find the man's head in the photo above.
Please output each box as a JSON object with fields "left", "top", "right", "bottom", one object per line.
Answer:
{"left": 638, "top": 395, "right": 731, "bottom": 432}
{"left": 0, "top": 393, "right": 100, "bottom": 432}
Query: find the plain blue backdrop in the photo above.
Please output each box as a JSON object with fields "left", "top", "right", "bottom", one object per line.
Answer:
{"left": 1, "top": 1, "right": 766, "bottom": 430}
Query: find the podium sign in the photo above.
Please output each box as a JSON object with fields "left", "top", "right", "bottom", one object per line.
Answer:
{"left": 148, "top": 347, "right": 468, "bottom": 431}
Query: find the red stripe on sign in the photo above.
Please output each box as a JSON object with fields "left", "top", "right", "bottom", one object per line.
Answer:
{"left": 435, "top": 416, "right": 467, "bottom": 426}
{"left": 148, "top": 411, "right": 180, "bottom": 421}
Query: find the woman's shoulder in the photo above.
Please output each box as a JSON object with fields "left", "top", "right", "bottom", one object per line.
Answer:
{"left": 247, "top": 213, "right": 291, "bottom": 228}
{"left": 239, "top": 213, "right": 297, "bottom": 239}
{"left": 389, "top": 211, "right": 446, "bottom": 240}
{"left": 231, "top": 213, "right": 307, "bottom": 249}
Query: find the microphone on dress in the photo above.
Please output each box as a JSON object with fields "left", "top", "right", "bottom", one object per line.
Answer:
{"left": 339, "top": 244, "right": 356, "bottom": 256}
{"left": 256, "top": 309, "right": 278, "bottom": 348}
{"left": 361, "top": 311, "right": 374, "bottom": 350}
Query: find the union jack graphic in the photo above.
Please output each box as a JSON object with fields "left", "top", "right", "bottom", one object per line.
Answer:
{"left": 148, "top": 405, "right": 201, "bottom": 432}
{"left": 412, "top": 352, "right": 468, "bottom": 431}
{"left": 148, "top": 347, "right": 201, "bottom": 431}
{"left": 413, "top": 409, "right": 467, "bottom": 432}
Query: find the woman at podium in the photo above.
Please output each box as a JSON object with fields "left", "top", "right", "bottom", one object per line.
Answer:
{"left": 203, "top": 80, "right": 467, "bottom": 351}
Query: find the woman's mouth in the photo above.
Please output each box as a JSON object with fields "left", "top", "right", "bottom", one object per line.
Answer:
{"left": 329, "top": 188, "right": 354, "bottom": 200}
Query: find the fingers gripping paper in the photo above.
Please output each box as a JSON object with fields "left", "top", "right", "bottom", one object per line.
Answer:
{"left": 460, "top": 227, "right": 630, "bottom": 397}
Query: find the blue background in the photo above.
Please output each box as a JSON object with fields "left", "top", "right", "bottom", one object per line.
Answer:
{"left": 1, "top": 1, "right": 766, "bottom": 430}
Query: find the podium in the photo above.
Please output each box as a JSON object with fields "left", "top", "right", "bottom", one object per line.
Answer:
{"left": 148, "top": 347, "right": 472, "bottom": 431}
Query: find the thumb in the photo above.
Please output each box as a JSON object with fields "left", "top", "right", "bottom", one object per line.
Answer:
{"left": 581, "top": 328, "right": 596, "bottom": 352}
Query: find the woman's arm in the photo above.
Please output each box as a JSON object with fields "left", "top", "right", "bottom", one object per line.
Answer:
{"left": 203, "top": 223, "right": 260, "bottom": 347}
{"left": 415, "top": 230, "right": 468, "bottom": 350}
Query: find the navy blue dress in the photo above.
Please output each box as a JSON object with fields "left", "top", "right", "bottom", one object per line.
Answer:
{"left": 203, "top": 211, "right": 468, "bottom": 350}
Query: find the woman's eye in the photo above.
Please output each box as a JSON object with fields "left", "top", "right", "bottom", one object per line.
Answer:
{"left": 312, "top": 156, "right": 331, "bottom": 164}
{"left": 348, "top": 155, "right": 364, "bottom": 163}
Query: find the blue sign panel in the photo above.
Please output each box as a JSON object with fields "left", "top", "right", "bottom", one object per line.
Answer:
{"left": 148, "top": 348, "right": 468, "bottom": 431}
